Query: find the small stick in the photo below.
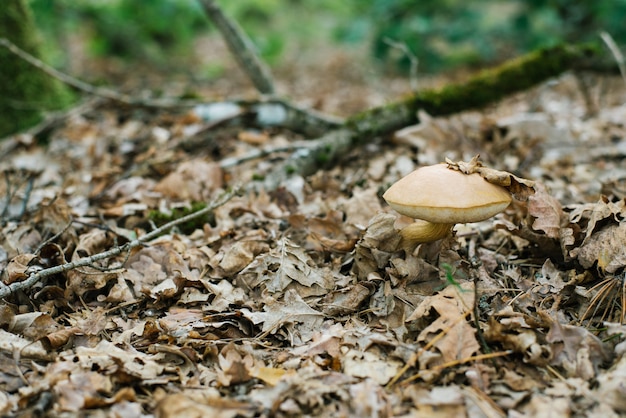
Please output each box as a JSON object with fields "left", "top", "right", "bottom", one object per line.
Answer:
{"left": 0, "top": 38, "right": 134, "bottom": 104}
{"left": 0, "top": 186, "right": 240, "bottom": 299}
{"left": 198, "top": 0, "right": 276, "bottom": 95}
{"left": 600, "top": 31, "right": 626, "bottom": 86}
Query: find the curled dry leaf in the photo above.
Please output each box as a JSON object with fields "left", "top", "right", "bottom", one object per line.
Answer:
{"left": 569, "top": 196, "right": 626, "bottom": 245}
{"left": 542, "top": 312, "right": 609, "bottom": 379}
{"left": 217, "top": 343, "right": 256, "bottom": 386}
{"left": 528, "top": 183, "right": 565, "bottom": 239}
{"left": 240, "top": 238, "right": 331, "bottom": 293}
{"left": 66, "top": 229, "right": 119, "bottom": 298}
{"left": 445, "top": 154, "right": 535, "bottom": 200}
{"left": 353, "top": 213, "right": 401, "bottom": 279}
{"left": 3, "top": 253, "right": 37, "bottom": 284}
{"left": 484, "top": 307, "right": 551, "bottom": 366}
{"left": 321, "top": 282, "right": 373, "bottom": 316}
{"left": 154, "top": 159, "right": 223, "bottom": 201}
{"left": 241, "top": 289, "right": 324, "bottom": 345}
{"left": 570, "top": 223, "right": 626, "bottom": 273}
{"left": 219, "top": 240, "right": 269, "bottom": 276}
{"left": 407, "top": 282, "right": 479, "bottom": 366}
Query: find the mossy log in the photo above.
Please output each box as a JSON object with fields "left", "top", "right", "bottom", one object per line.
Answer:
{"left": 261, "top": 43, "right": 599, "bottom": 189}
{"left": 347, "top": 43, "right": 598, "bottom": 140}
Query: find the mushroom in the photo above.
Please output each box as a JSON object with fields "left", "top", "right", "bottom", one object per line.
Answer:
{"left": 383, "top": 162, "right": 512, "bottom": 245}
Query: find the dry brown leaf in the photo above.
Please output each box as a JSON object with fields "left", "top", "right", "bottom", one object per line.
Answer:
{"left": 595, "top": 351, "right": 626, "bottom": 412}
{"left": 405, "top": 385, "right": 466, "bottom": 417}
{"left": 569, "top": 196, "right": 626, "bottom": 245}
{"left": 155, "top": 392, "right": 252, "bottom": 418}
{"left": 251, "top": 366, "right": 296, "bottom": 386}
{"left": 446, "top": 155, "right": 535, "bottom": 200}
{"left": 219, "top": 240, "right": 269, "bottom": 276}
{"left": 66, "top": 229, "right": 119, "bottom": 298}
{"left": 528, "top": 183, "right": 564, "bottom": 239}
{"left": 321, "top": 282, "right": 373, "bottom": 316}
{"left": 341, "top": 187, "right": 383, "bottom": 229}
{"left": 342, "top": 347, "right": 402, "bottom": 385}
{"left": 217, "top": 343, "right": 255, "bottom": 386}
{"left": 154, "top": 159, "right": 223, "bottom": 201}
{"left": 241, "top": 289, "right": 324, "bottom": 344}
{"left": 570, "top": 223, "right": 626, "bottom": 273}
{"left": 125, "top": 240, "right": 192, "bottom": 298}
{"left": 353, "top": 213, "right": 401, "bottom": 279}
{"left": 407, "top": 282, "right": 479, "bottom": 365}
{"left": 240, "top": 238, "right": 331, "bottom": 293}
{"left": 3, "top": 253, "right": 37, "bottom": 284}
{"left": 485, "top": 307, "right": 551, "bottom": 366}
{"left": 543, "top": 312, "right": 609, "bottom": 379}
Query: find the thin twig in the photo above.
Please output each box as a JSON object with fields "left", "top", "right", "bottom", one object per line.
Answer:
{"left": 0, "top": 38, "right": 134, "bottom": 104}
{"left": 0, "top": 186, "right": 240, "bottom": 300}
{"left": 198, "top": 0, "right": 276, "bottom": 95}
{"left": 600, "top": 31, "right": 626, "bottom": 86}
{"left": 0, "top": 38, "right": 199, "bottom": 109}
{"left": 219, "top": 141, "right": 311, "bottom": 169}
{"left": 383, "top": 37, "right": 419, "bottom": 91}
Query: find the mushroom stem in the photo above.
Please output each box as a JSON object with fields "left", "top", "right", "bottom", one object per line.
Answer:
{"left": 400, "top": 220, "right": 453, "bottom": 244}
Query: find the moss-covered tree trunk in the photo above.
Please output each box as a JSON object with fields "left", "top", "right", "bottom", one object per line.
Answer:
{"left": 0, "top": 0, "right": 73, "bottom": 138}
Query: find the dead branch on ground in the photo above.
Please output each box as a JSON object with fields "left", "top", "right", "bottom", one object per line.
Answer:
{"left": 0, "top": 186, "right": 239, "bottom": 299}
{"left": 198, "top": 0, "right": 276, "bottom": 95}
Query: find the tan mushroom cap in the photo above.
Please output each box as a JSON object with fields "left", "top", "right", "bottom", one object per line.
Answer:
{"left": 383, "top": 163, "right": 512, "bottom": 224}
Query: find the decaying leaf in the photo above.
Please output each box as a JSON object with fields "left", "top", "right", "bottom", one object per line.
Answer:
{"left": 543, "top": 312, "right": 609, "bottom": 379}
{"left": 241, "top": 289, "right": 324, "bottom": 344}
{"left": 407, "top": 282, "right": 479, "bottom": 366}
{"left": 240, "top": 238, "right": 331, "bottom": 293}
{"left": 571, "top": 223, "right": 626, "bottom": 273}
{"left": 485, "top": 307, "right": 551, "bottom": 366}
{"left": 528, "top": 183, "right": 564, "bottom": 239}
{"left": 342, "top": 347, "right": 402, "bottom": 385}
{"left": 569, "top": 196, "right": 626, "bottom": 245}
{"left": 217, "top": 343, "right": 256, "bottom": 386}
{"left": 3, "top": 253, "right": 38, "bottom": 284}
{"left": 446, "top": 155, "right": 535, "bottom": 200}
{"left": 353, "top": 213, "right": 401, "bottom": 279}
{"left": 154, "top": 159, "right": 223, "bottom": 201}
{"left": 219, "top": 240, "right": 269, "bottom": 276}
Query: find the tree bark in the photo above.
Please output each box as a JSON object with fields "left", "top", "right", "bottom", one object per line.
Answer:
{"left": 0, "top": 0, "right": 73, "bottom": 138}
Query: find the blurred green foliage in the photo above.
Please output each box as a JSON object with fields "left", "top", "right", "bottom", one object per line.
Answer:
{"left": 28, "top": 0, "right": 625, "bottom": 74}
{"left": 369, "top": 0, "right": 626, "bottom": 72}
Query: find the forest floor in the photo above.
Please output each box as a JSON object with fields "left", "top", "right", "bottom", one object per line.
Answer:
{"left": 2, "top": 41, "right": 626, "bottom": 417}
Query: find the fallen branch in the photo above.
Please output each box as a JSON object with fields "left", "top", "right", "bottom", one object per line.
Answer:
{"left": 198, "top": 0, "right": 276, "bottom": 95}
{"left": 193, "top": 98, "right": 343, "bottom": 138}
{"left": 0, "top": 38, "right": 137, "bottom": 105}
{"left": 259, "top": 43, "right": 599, "bottom": 189}
{"left": 0, "top": 186, "right": 240, "bottom": 299}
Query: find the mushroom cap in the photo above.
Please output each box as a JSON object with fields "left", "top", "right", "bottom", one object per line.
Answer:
{"left": 383, "top": 163, "right": 512, "bottom": 224}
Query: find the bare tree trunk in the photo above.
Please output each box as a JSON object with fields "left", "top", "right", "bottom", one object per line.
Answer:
{"left": 0, "top": 0, "right": 73, "bottom": 138}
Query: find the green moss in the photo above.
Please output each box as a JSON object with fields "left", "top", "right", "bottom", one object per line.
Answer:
{"left": 148, "top": 202, "right": 214, "bottom": 235}
{"left": 314, "top": 144, "right": 334, "bottom": 165}
{"left": 0, "top": 0, "right": 74, "bottom": 139}
{"left": 285, "top": 165, "right": 296, "bottom": 175}
{"left": 415, "top": 43, "right": 596, "bottom": 116}
{"left": 251, "top": 173, "right": 265, "bottom": 181}
{"left": 346, "top": 43, "right": 596, "bottom": 143}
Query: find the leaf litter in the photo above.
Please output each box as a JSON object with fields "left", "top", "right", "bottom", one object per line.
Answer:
{"left": 1, "top": 70, "right": 626, "bottom": 417}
